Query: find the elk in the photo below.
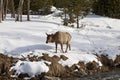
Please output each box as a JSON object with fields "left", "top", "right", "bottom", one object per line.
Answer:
{"left": 46, "top": 31, "right": 71, "bottom": 53}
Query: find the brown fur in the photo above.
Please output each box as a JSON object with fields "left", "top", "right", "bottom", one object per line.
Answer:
{"left": 46, "top": 31, "right": 71, "bottom": 53}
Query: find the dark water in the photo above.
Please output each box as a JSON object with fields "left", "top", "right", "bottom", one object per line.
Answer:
{"left": 64, "top": 70, "right": 120, "bottom": 80}
{"left": 77, "top": 71, "right": 120, "bottom": 80}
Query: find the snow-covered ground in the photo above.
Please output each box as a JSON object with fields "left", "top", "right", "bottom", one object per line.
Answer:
{"left": 0, "top": 12, "right": 120, "bottom": 77}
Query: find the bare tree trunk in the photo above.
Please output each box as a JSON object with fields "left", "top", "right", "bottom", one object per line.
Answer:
{"left": 63, "top": 8, "right": 68, "bottom": 26}
{"left": 20, "top": 0, "right": 24, "bottom": 22}
{"left": 76, "top": 15, "right": 79, "bottom": 28}
{"left": 20, "top": 1, "right": 23, "bottom": 22}
{"left": 2, "top": 0, "right": 4, "bottom": 20}
{"left": 16, "top": 0, "right": 24, "bottom": 21}
{"left": 27, "top": 0, "right": 30, "bottom": 21}
{"left": 16, "top": 0, "right": 20, "bottom": 21}
{"left": 11, "top": 0, "right": 15, "bottom": 18}
{"left": 0, "top": 0, "right": 3, "bottom": 22}
{"left": 4, "top": 0, "right": 8, "bottom": 18}
{"left": 0, "top": 0, "right": 2, "bottom": 23}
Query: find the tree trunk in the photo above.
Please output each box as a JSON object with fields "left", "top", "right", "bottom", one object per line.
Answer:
{"left": 20, "top": 6, "right": 23, "bottom": 22}
{"left": 0, "top": 0, "right": 2, "bottom": 23}
{"left": 63, "top": 8, "right": 68, "bottom": 26}
{"left": 76, "top": 15, "right": 79, "bottom": 28}
{"left": 20, "top": 0, "right": 24, "bottom": 22}
{"left": 4, "top": 0, "right": 8, "bottom": 18}
{"left": 1, "top": 0, "right": 4, "bottom": 20}
{"left": 0, "top": 0, "right": 3, "bottom": 22}
{"left": 11, "top": 0, "right": 15, "bottom": 18}
{"left": 16, "top": 0, "right": 21, "bottom": 21}
{"left": 27, "top": 0, "right": 30, "bottom": 21}
{"left": 16, "top": 0, "right": 24, "bottom": 21}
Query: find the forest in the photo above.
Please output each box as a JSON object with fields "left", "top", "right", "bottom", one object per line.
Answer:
{"left": 0, "top": 0, "right": 120, "bottom": 25}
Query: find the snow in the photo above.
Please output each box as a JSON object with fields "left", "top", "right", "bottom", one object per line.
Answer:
{"left": 0, "top": 12, "right": 120, "bottom": 77}
{"left": 58, "top": 53, "right": 102, "bottom": 67}
{"left": 10, "top": 60, "right": 49, "bottom": 77}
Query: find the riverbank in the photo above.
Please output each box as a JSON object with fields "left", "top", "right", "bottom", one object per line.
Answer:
{"left": 0, "top": 53, "right": 120, "bottom": 80}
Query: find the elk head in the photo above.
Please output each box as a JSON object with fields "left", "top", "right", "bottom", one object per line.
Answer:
{"left": 46, "top": 33, "right": 54, "bottom": 43}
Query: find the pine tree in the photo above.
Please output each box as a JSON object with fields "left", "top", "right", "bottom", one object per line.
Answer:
{"left": 73, "top": 0, "right": 90, "bottom": 28}
{"left": 93, "top": 0, "right": 120, "bottom": 19}
{"left": 62, "top": 0, "right": 90, "bottom": 28}
{"left": 29, "top": 0, "right": 53, "bottom": 15}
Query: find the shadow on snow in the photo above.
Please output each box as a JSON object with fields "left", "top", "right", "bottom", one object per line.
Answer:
{"left": 8, "top": 44, "right": 52, "bottom": 56}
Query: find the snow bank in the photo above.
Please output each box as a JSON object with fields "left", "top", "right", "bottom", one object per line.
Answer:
{"left": 10, "top": 60, "right": 49, "bottom": 77}
{"left": 58, "top": 53, "right": 102, "bottom": 67}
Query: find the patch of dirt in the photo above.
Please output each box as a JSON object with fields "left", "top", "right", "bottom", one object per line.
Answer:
{"left": 114, "top": 55, "right": 120, "bottom": 67}
{"left": 0, "top": 53, "right": 18, "bottom": 80}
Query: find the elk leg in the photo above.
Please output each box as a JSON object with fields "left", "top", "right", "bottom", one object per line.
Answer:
{"left": 65, "top": 43, "right": 69, "bottom": 53}
{"left": 55, "top": 43, "right": 57, "bottom": 53}
{"left": 69, "top": 44, "right": 71, "bottom": 50}
{"left": 61, "top": 44, "right": 64, "bottom": 53}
